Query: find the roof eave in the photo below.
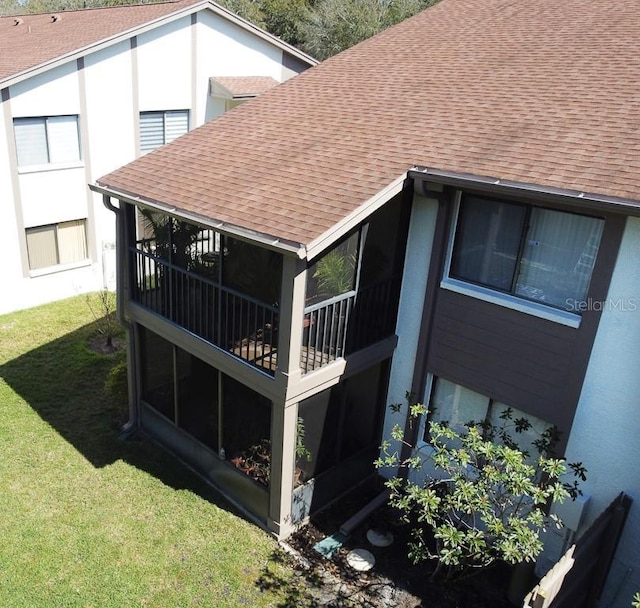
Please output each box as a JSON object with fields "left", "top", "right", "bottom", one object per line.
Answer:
{"left": 91, "top": 182, "right": 307, "bottom": 258}
{"left": 410, "top": 167, "right": 640, "bottom": 217}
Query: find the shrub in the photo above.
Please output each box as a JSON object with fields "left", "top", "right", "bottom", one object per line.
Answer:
{"left": 376, "top": 397, "right": 586, "bottom": 580}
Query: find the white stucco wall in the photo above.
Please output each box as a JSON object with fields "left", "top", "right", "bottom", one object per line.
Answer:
{"left": 1, "top": 62, "right": 101, "bottom": 313}
{"left": 83, "top": 39, "right": 135, "bottom": 272}
{"left": 381, "top": 192, "right": 439, "bottom": 473}
{"left": 137, "top": 17, "right": 193, "bottom": 112}
{"left": 198, "top": 11, "right": 284, "bottom": 79}
{"left": 0, "top": 7, "right": 307, "bottom": 315}
{"left": 564, "top": 216, "right": 640, "bottom": 608}
{"left": 10, "top": 62, "right": 81, "bottom": 117}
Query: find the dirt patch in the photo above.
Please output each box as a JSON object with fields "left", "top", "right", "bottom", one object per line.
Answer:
{"left": 87, "top": 335, "right": 126, "bottom": 356}
{"left": 284, "top": 485, "right": 515, "bottom": 608}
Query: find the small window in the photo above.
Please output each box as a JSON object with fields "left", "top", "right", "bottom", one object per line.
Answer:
{"left": 139, "top": 110, "right": 189, "bottom": 154}
{"left": 450, "top": 195, "right": 604, "bottom": 312}
{"left": 25, "top": 219, "right": 88, "bottom": 270}
{"left": 14, "top": 116, "right": 81, "bottom": 167}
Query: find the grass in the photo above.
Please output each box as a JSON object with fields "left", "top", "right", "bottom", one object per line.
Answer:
{"left": 0, "top": 295, "right": 304, "bottom": 608}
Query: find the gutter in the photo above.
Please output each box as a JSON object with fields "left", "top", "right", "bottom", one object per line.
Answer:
{"left": 410, "top": 167, "right": 640, "bottom": 216}
{"left": 91, "top": 183, "right": 307, "bottom": 259}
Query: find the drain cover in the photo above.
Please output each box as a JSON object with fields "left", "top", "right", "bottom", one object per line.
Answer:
{"left": 313, "top": 532, "right": 348, "bottom": 558}
{"left": 346, "top": 548, "right": 375, "bottom": 571}
{"left": 366, "top": 528, "right": 394, "bottom": 547}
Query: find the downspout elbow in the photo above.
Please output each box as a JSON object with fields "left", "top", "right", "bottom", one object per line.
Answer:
{"left": 102, "top": 193, "right": 120, "bottom": 215}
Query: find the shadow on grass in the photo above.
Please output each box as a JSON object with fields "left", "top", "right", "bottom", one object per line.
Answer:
{"left": 0, "top": 318, "right": 236, "bottom": 511}
{"left": 256, "top": 548, "right": 323, "bottom": 608}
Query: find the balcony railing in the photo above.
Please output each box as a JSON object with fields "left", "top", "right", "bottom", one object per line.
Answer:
{"left": 132, "top": 246, "right": 400, "bottom": 377}
{"left": 132, "top": 248, "right": 278, "bottom": 374}
{"left": 301, "top": 278, "right": 400, "bottom": 373}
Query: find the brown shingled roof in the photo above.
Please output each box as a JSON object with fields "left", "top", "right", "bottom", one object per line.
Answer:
{"left": 97, "top": 0, "right": 640, "bottom": 252}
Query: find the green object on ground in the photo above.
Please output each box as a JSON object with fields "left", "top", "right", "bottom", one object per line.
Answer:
{"left": 313, "top": 532, "right": 349, "bottom": 558}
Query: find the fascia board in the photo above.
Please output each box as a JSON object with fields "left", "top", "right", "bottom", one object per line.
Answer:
{"left": 410, "top": 166, "right": 640, "bottom": 217}
{"left": 305, "top": 173, "right": 408, "bottom": 262}
{"left": 1, "top": 0, "right": 316, "bottom": 90}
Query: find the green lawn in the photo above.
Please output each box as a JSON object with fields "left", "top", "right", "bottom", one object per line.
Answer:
{"left": 0, "top": 295, "right": 302, "bottom": 608}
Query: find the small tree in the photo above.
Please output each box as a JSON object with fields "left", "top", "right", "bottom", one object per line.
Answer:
{"left": 376, "top": 398, "right": 586, "bottom": 580}
{"left": 85, "top": 289, "right": 119, "bottom": 348}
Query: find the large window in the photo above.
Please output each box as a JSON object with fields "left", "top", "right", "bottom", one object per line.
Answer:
{"left": 450, "top": 195, "right": 604, "bottom": 312}
{"left": 25, "top": 219, "right": 88, "bottom": 271}
{"left": 425, "top": 377, "right": 554, "bottom": 456}
{"left": 14, "top": 115, "right": 81, "bottom": 167}
{"left": 140, "top": 110, "right": 189, "bottom": 154}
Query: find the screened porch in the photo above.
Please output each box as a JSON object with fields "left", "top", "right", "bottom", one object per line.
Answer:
{"left": 128, "top": 193, "right": 408, "bottom": 377}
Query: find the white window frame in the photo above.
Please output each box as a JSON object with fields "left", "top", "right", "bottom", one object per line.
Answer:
{"left": 25, "top": 219, "right": 90, "bottom": 275}
{"left": 139, "top": 110, "right": 190, "bottom": 154}
{"left": 14, "top": 115, "right": 82, "bottom": 172}
{"left": 440, "top": 192, "right": 602, "bottom": 328}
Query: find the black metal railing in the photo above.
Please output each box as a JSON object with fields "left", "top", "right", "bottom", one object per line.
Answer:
{"left": 132, "top": 248, "right": 278, "bottom": 374}
{"left": 301, "top": 277, "right": 400, "bottom": 374}
{"left": 302, "top": 291, "right": 355, "bottom": 373}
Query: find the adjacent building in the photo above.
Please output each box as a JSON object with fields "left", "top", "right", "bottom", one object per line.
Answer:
{"left": 93, "top": 0, "right": 639, "bottom": 606}
{"left": 0, "top": 0, "right": 315, "bottom": 314}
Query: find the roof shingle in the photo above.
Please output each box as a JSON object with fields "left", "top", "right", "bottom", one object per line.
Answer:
{"left": 97, "top": 0, "right": 640, "bottom": 249}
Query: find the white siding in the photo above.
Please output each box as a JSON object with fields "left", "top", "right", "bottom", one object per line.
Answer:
{"left": 20, "top": 168, "right": 87, "bottom": 228}
{"left": 10, "top": 62, "right": 81, "bottom": 117}
{"left": 564, "top": 216, "right": 640, "bottom": 608}
{"left": 137, "top": 17, "right": 193, "bottom": 112}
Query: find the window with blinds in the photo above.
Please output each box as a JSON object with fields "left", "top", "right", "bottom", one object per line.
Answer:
{"left": 14, "top": 116, "right": 81, "bottom": 167}
{"left": 139, "top": 110, "right": 189, "bottom": 154}
{"left": 26, "top": 219, "right": 88, "bottom": 271}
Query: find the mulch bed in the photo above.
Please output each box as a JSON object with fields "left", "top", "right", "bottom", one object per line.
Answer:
{"left": 285, "top": 482, "right": 517, "bottom": 608}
